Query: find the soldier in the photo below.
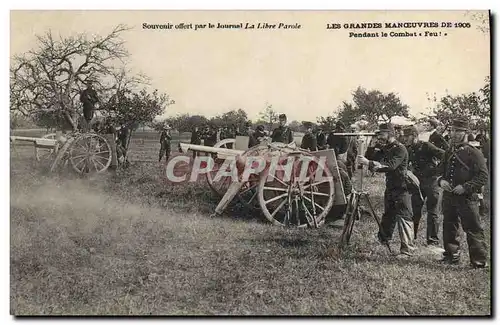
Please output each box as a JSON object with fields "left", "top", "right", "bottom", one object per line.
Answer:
{"left": 403, "top": 125, "right": 445, "bottom": 245}
{"left": 159, "top": 124, "right": 172, "bottom": 163}
{"left": 316, "top": 128, "right": 327, "bottom": 150}
{"left": 358, "top": 123, "right": 415, "bottom": 256}
{"left": 437, "top": 117, "right": 488, "bottom": 268}
{"left": 271, "top": 114, "right": 294, "bottom": 144}
{"left": 190, "top": 126, "right": 202, "bottom": 159}
{"left": 79, "top": 81, "right": 100, "bottom": 130}
{"left": 300, "top": 122, "right": 317, "bottom": 151}
{"left": 345, "top": 133, "right": 359, "bottom": 179}
{"left": 327, "top": 121, "right": 348, "bottom": 159}
{"left": 203, "top": 125, "right": 217, "bottom": 147}
{"left": 249, "top": 125, "right": 267, "bottom": 148}
{"left": 428, "top": 117, "right": 449, "bottom": 151}
{"left": 394, "top": 125, "right": 403, "bottom": 143}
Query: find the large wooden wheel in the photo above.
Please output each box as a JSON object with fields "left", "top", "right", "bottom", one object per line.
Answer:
{"left": 206, "top": 139, "right": 237, "bottom": 197}
{"left": 257, "top": 151, "right": 335, "bottom": 228}
{"left": 68, "top": 133, "right": 112, "bottom": 174}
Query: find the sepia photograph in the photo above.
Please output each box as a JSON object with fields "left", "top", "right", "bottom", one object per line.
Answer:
{"left": 9, "top": 9, "right": 491, "bottom": 316}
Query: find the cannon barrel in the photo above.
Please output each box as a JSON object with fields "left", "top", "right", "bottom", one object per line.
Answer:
{"left": 10, "top": 135, "right": 58, "bottom": 148}
{"left": 179, "top": 142, "right": 244, "bottom": 159}
{"left": 328, "top": 133, "right": 376, "bottom": 136}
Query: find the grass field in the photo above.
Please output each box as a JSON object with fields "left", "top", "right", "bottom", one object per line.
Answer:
{"left": 10, "top": 131, "right": 492, "bottom": 316}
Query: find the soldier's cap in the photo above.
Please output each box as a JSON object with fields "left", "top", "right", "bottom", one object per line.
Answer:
{"left": 303, "top": 121, "right": 313, "bottom": 128}
{"left": 278, "top": 113, "right": 287, "bottom": 120}
{"left": 467, "top": 133, "right": 475, "bottom": 142}
{"left": 403, "top": 125, "right": 418, "bottom": 136}
{"left": 451, "top": 117, "right": 469, "bottom": 131}
{"left": 378, "top": 123, "right": 395, "bottom": 135}
{"left": 256, "top": 125, "right": 265, "bottom": 131}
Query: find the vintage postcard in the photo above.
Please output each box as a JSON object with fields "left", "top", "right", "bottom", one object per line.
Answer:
{"left": 10, "top": 10, "right": 491, "bottom": 316}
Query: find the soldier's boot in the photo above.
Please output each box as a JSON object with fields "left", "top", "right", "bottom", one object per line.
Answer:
{"left": 440, "top": 251, "right": 460, "bottom": 264}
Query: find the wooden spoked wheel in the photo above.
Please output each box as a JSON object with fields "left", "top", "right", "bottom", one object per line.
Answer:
{"left": 235, "top": 144, "right": 271, "bottom": 209}
{"left": 68, "top": 133, "right": 112, "bottom": 174}
{"left": 35, "top": 133, "right": 58, "bottom": 162}
{"left": 258, "top": 153, "right": 335, "bottom": 228}
{"left": 205, "top": 139, "right": 237, "bottom": 197}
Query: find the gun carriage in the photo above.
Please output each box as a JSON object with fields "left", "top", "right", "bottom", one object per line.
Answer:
{"left": 179, "top": 133, "right": 376, "bottom": 228}
{"left": 10, "top": 131, "right": 114, "bottom": 174}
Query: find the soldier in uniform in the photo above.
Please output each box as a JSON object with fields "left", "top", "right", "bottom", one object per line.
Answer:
{"left": 345, "top": 133, "right": 359, "bottom": 179}
{"left": 79, "top": 81, "right": 100, "bottom": 130}
{"left": 437, "top": 117, "right": 488, "bottom": 268}
{"left": 159, "top": 124, "right": 172, "bottom": 163}
{"left": 428, "top": 117, "right": 449, "bottom": 151}
{"left": 190, "top": 126, "right": 202, "bottom": 159}
{"left": 249, "top": 125, "right": 267, "bottom": 148}
{"left": 358, "top": 123, "right": 415, "bottom": 256}
{"left": 203, "top": 125, "right": 217, "bottom": 147}
{"left": 403, "top": 125, "right": 445, "bottom": 245}
{"left": 327, "top": 121, "right": 348, "bottom": 159}
{"left": 316, "top": 128, "right": 327, "bottom": 150}
{"left": 271, "top": 114, "right": 294, "bottom": 144}
{"left": 300, "top": 122, "right": 317, "bottom": 151}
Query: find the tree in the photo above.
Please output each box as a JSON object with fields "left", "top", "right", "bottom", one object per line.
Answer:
{"left": 218, "top": 109, "right": 248, "bottom": 130}
{"left": 429, "top": 76, "right": 490, "bottom": 132}
{"left": 288, "top": 120, "right": 302, "bottom": 132}
{"left": 258, "top": 104, "right": 278, "bottom": 129}
{"left": 165, "top": 114, "right": 208, "bottom": 132}
{"left": 316, "top": 114, "right": 337, "bottom": 132}
{"left": 10, "top": 24, "right": 134, "bottom": 131}
{"left": 336, "top": 87, "right": 410, "bottom": 129}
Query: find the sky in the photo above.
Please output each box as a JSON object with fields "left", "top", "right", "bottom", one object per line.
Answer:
{"left": 10, "top": 10, "right": 490, "bottom": 122}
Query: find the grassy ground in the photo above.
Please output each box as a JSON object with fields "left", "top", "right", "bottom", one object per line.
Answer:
{"left": 10, "top": 145, "right": 491, "bottom": 316}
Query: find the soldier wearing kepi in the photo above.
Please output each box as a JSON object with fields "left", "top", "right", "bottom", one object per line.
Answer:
{"left": 437, "top": 117, "right": 489, "bottom": 268}
{"left": 403, "top": 125, "right": 445, "bottom": 246}
{"left": 316, "top": 128, "right": 327, "bottom": 150}
{"left": 358, "top": 123, "right": 415, "bottom": 256}
{"left": 79, "top": 81, "right": 100, "bottom": 130}
{"left": 428, "top": 117, "right": 449, "bottom": 151}
{"left": 271, "top": 114, "right": 294, "bottom": 144}
{"left": 159, "top": 124, "right": 172, "bottom": 163}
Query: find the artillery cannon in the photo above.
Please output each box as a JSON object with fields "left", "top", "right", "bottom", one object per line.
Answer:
{"left": 179, "top": 136, "right": 351, "bottom": 228}
{"left": 10, "top": 130, "right": 114, "bottom": 174}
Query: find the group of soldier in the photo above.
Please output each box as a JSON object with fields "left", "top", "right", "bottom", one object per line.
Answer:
{"left": 157, "top": 112, "right": 490, "bottom": 269}
{"left": 356, "top": 117, "right": 489, "bottom": 269}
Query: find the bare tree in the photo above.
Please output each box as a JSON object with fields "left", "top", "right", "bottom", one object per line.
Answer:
{"left": 10, "top": 24, "right": 133, "bottom": 131}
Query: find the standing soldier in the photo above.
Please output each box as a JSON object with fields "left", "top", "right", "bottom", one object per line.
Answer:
{"left": 358, "top": 123, "right": 415, "bottom": 257}
{"left": 403, "top": 125, "right": 445, "bottom": 246}
{"left": 190, "top": 126, "right": 202, "bottom": 159}
{"left": 300, "top": 122, "right": 317, "bottom": 151}
{"left": 271, "top": 114, "right": 294, "bottom": 144}
{"left": 79, "top": 81, "right": 100, "bottom": 130}
{"left": 327, "top": 121, "right": 348, "bottom": 160}
{"left": 316, "top": 128, "right": 327, "bottom": 150}
{"left": 437, "top": 117, "right": 488, "bottom": 268}
{"left": 159, "top": 124, "right": 172, "bottom": 163}
{"left": 345, "top": 130, "right": 359, "bottom": 179}
{"left": 249, "top": 125, "right": 267, "bottom": 148}
{"left": 428, "top": 117, "right": 449, "bottom": 151}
